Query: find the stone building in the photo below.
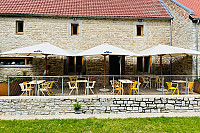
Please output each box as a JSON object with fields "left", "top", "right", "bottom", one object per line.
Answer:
{"left": 0, "top": 0, "right": 183, "bottom": 81}
{"left": 162, "top": 0, "right": 200, "bottom": 75}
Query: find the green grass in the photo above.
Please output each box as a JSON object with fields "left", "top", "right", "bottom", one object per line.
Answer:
{"left": 0, "top": 117, "right": 200, "bottom": 133}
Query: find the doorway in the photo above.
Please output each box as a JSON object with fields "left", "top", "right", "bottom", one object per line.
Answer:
{"left": 109, "top": 55, "right": 125, "bottom": 75}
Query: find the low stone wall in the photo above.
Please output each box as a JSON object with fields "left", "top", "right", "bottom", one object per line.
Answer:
{"left": 0, "top": 95, "right": 200, "bottom": 115}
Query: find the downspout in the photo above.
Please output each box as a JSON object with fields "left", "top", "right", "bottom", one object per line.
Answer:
{"left": 170, "top": 18, "right": 173, "bottom": 75}
{"left": 196, "top": 20, "right": 199, "bottom": 77}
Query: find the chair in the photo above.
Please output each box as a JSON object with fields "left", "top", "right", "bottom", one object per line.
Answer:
{"left": 37, "top": 82, "right": 50, "bottom": 96}
{"left": 110, "top": 80, "right": 117, "bottom": 88}
{"left": 67, "top": 81, "right": 78, "bottom": 95}
{"left": 69, "top": 77, "right": 78, "bottom": 88}
{"left": 85, "top": 81, "right": 96, "bottom": 95}
{"left": 129, "top": 81, "right": 141, "bottom": 95}
{"left": 165, "top": 82, "right": 179, "bottom": 95}
{"left": 155, "top": 77, "right": 164, "bottom": 88}
{"left": 141, "top": 77, "right": 150, "bottom": 89}
{"left": 89, "top": 76, "right": 96, "bottom": 81}
{"left": 19, "top": 83, "right": 32, "bottom": 96}
{"left": 181, "top": 82, "right": 194, "bottom": 94}
{"left": 69, "top": 77, "right": 77, "bottom": 82}
{"left": 45, "top": 81, "right": 55, "bottom": 95}
{"left": 22, "top": 82, "right": 35, "bottom": 96}
{"left": 114, "top": 82, "right": 124, "bottom": 95}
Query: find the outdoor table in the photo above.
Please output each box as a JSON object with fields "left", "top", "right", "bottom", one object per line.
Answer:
{"left": 26, "top": 80, "right": 45, "bottom": 95}
{"left": 76, "top": 80, "right": 88, "bottom": 94}
{"left": 118, "top": 79, "right": 134, "bottom": 95}
{"left": 172, "top": 80, "right": 186, "bottom": 95}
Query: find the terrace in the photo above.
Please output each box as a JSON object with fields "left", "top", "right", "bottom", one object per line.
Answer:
{"left": 5, "top": 75, "right": 200, "bottom": 96}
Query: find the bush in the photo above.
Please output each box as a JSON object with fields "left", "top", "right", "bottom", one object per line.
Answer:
{"left": 74, "top": 103, "right": 81, "bottom": 110}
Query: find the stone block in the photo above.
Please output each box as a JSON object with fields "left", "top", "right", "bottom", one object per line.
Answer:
{"left": 116, "top": 101, "right": 123, "bottom": 104}
{"left": 133, "top": 107, "right": 138, "bottom": 111}
{"left": 140, "top": 102, "right": 146, "bottom": 107}
{"left": 157, "top": 104, "right": 164, "bottom": 108}
{"left": 127, "top": 101, "right": 133, "bottom": 104}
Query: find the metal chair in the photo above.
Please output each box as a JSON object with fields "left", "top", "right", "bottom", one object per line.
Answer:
{"left": 114, "top": 82, "right": 124, "bottom": 95}
{"left": 166, "top": 82, "right": 179, "bottom": 95}
{"left": 129, "top": 81, "right": 141, "bottom": 95}
{"left": 141, "top": 77, "right": 150, "bottom": 89}
{"left": 67, "top": 81, "right": 78, "bottom": 95}
{"left": 37, "top": 82, "right": 51, "bottom": 96}
{"left": 19, "top": 83, "right": 32, "bottom": 96}
{"left": 85, "top": 81, "right": 96, "bottom": 95}
{"left": 181, "top": 82, "right": 194, "bottom": 94}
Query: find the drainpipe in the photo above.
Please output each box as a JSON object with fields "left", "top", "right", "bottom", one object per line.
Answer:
{"left": 196, "top": 20, "right": 200, "bottom": 77}
{"left": 170, "top": 18, "right": 173, "bottom": 75}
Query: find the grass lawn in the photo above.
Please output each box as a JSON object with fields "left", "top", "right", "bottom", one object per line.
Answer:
{"left": 0, "top": 117, "right": 200, "bottom": 133}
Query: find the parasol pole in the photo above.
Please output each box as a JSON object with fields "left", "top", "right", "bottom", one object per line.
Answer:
{"left": 104, "top": 55, "right": 106, "bottom": 89}
{"left": 160, "top": 55, "right": 163, "bottom": 84}
{"left": 45, "top": 54, "right": 48, "bottom": 81}
{"left": 45, "top": 55, "right": 48, "bottom": 74}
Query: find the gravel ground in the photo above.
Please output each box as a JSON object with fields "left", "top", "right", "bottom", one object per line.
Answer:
{"left": 0, "top": 112, "right": 200, "bottom": 120}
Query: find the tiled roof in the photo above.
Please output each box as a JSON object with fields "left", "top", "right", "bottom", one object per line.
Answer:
{"left": 0, "top": 0, "right": 171, "bottom": 18}
{"left": 175, "top": 0, "right": 200, "bottom": 18}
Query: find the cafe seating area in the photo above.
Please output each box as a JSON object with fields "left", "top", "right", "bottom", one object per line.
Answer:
{"left": 14, "top": 75, "right": 198, "bottom": 96}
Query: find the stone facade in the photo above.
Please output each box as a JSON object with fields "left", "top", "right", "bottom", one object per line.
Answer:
{"left": 0, "top": 95, "right": 200, "bottom": 115}
{"left": 0, "top": 16, "right": 171, "bottom": 80}
{"left": 163, "top": 0, "right": 199, "bottom": 75}
{"left": 0, "top": 56, "right": 64, "bottom": 81}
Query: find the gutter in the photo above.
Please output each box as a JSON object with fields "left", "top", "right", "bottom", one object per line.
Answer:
{"left": 0, "top": 13, "right": 171, "bottom": 20}
{"left": 196, "top": 20, "right": 200, "bottom": 76}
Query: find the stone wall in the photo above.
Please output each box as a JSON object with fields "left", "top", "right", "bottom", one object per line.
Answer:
{"left": 0, "top": 16, "right": 171, "bottom": 78}
{"left": 163, "top": 0, "right": 197, "bottom": 75}
{"left": 0, "top": 95, "right": 200, "bottom": 115}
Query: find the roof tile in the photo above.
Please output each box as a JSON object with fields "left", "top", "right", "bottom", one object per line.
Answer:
{"left": 176, "top": 0, "right": 200, "bottom": 18}
{"left": 0, "top": 0, "right": 170, "bottom": 18}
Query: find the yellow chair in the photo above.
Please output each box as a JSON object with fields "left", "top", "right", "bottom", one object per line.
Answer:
{"left": 114, "top": 82, "right": 124, "bottom": 95}
{"left": 46, "top": 81, "right": 55, "bottom": 95}
{"left": 69, "top": 77, "right": 77, "bottom": 87}
{"left": 166, "top": 82, "right": 179, "bottom": 95}
{"left": 129, "top": 81, "right": 141, "bottom": 95}
{"left": 155, "top": 77, "right": 161, "bottom": 88}
{"left": 181, "top": 82, "right": 194, "bottom": 95}
{"left": 69, "top": 77, "right": 77, "bottom": 81}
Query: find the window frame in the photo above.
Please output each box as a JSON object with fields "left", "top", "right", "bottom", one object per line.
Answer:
{"left": 136, "top": 25, "right": 143, "bottom": 37}
{"left": 71, "top": 24, "right": 79, "bottom": 36}
{"left": 0, "top": 57, "right": 33, "bottom": 68}
{"left": 16, "top": 21, "right": 24, "bottom": 34}
{"left": 68, "top": 20, "right": 82, "bottom": 38}
{"left": 134, "top": 22, "right": 146, "bottom": 38}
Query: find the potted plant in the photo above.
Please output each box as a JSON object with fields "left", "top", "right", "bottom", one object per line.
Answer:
{"left": 74, "top": 103, "right": 81, "bottom": 114}
{"left": 194, "top": 78, "right": 200, "bottom": 94}
{"left": 0, "top": 80, "right": 8, "bottom": 96}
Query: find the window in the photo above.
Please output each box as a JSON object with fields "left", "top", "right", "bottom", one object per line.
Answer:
{"left": 16, "top": 21, "right": 24, "bottom": 33}
{"left": 0, "top": 57, "right": 32, "bottom": 67}
{"left": 136, "top": 25, "right": 143, "bottom": 37}
{"left": 137, "top": 56, "right": 151, "bottom": 73}
{"left": 64, "top": 56, "right": 83, "bottom": 74}
{"left": 71, "top": 24, "right": 79, "bottom": 36}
